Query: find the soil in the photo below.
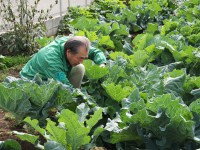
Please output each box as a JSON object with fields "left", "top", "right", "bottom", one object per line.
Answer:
{"left": 0, "top": 110, "right": 36, "bottom": 150}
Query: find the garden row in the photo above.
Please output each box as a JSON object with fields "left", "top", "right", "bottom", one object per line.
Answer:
{"left": 1, "top": 0, "right": 200, "bottom": 149}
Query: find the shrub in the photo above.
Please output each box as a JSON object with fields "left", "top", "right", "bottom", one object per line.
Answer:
{"left": 0, "top": 0, "right": 58, "bottom": 55}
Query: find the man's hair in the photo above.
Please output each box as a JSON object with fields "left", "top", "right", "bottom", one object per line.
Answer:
{"left": 64, "top": 36, "right": 90, "bottom": 54}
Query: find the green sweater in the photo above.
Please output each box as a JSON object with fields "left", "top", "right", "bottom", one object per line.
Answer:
{"left": 20, "top": 36, "right": 106, "bottom": 87}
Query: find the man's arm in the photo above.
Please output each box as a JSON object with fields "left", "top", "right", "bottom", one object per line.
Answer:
{"left": 47, "top": 69, "right": 74, "bottom": 92}
{"left": 88, "top": 46, "right": 107, "bottom": 65}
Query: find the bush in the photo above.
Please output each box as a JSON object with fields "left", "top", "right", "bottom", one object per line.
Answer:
{"left": 0, "top": 0, "right": 58, "bottom": 55}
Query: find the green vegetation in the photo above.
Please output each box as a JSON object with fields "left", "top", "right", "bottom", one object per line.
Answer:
{"left": 0, "top": 55, "right": 30, "bottom": 81}
{"left": 1, "top": 0, "right": 200, "bottom": 149}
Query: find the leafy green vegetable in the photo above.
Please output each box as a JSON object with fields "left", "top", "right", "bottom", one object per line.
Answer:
{"left": 13, "top": 131, "right": 39, "bottom": 145}
{"left": 84, "top": 60, "right": 109, "bottom": 79}
{"left": 0, "top": 139, "right": 21, "bottom": 150}
{"left": 35, "top": 36, "right": 54, "bottom": 48}
{"left": 17, "top": 108, "right": 104, "bottom": 150}
{"left": 46, "top": 119, "right": 67, "bottom": 146}
{"left": 102, "top": 83, "right": 134, "bottom": 102}
{"left": 0, "top": 84, "right": 31, "bottom": 119}
{"left": 24, "top": 117, "right": 45, "bottom": 135}
{"left": 0, "top": 77, "right": 73, "bottom": 122}
{"left": 58, "top": 109, "right": 90, "bottom": 150}
{"left": 44, "top": 141, "right": 66, "bottom": 150}
{"left": 76, "top": 103, "right": 90, "bottom": 122}
{"left": 130, "top": 94, "right": 195, "bottom": 148}
{"left": 86, "top": 108, "right": 103, "bottom": 128}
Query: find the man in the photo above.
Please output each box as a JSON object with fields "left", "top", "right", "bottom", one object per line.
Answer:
{"left": 20, "top": 36, "right": 106, "bottom": 89}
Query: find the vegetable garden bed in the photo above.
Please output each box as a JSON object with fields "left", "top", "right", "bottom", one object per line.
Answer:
{"left": 1, "top": 0, "right": 200, "bottom": 149}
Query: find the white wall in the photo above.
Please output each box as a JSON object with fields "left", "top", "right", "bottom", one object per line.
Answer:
{"left": 0, "top": 0, "right": 94, "bottom": 36}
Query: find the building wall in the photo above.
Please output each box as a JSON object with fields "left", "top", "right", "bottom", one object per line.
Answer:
{"left": 0, "top": 0, "right": 93, "bottom": 36}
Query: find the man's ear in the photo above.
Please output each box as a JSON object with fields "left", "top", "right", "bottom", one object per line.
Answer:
{"left": 66, "top": 49, "right": 71, "bottom": 55}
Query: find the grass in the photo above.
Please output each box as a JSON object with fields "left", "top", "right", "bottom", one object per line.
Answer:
{"left": 0, "top": 55, "right": 30, "bottom": 82}
{"left": 0, "top": 55, "right": 30, "bottom": 68}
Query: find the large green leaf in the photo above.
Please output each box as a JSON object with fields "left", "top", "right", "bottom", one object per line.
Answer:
{"left": 46, "top": 119, "right": 67, "bottom": 147}
{"left": 84, "top": 60, "right": 109, "bottom": 80}
{"left": 129, "top": 1, "right": 143, "bottom": 12}
{"left": 121, "top": 9, "right": 137, "bottom": 23}
{"left": 86, "top": 108, "right": 103, "bottom": 128}
{"left": 147, "top": 94, "right": 192, "bottom": 121}
{"left": 98, "top": 35, "right": 115, "bottom": 49}
{"left": 13, "top": 131, "right": 39, "bottom": 145}
{"left": 22, "top": 81, "right": 59, "bottom": 107}
{"left": 121, "top": 89, "right": 141, "bottom": 109}
{"left": 164, "top": 69, "right": 185, "bottom": 78}
{"left": 115, "top": 24, "right": 129, "bottom": 36}
{"left": 103, "top": 114, "right": 141, "bottom": 144}
{"left": 132, "top": 33, "right": 154, "bottom": 50}
{"left": 44, "top": 141, "right": 66, "bottom": 150}
{"left": 85, "top": 31, "right": 98, "bottom": 42}
{"left": 191, "top": 89, "right": 200, "bottom": 100}
{"left": 35, "top": 36, "right": 54, "bottom": 48}
{"left": 103, "top": 83, "right": 133, "bottom": 102}
{"left": 0, "top": 84, "right": 31, "bottom": 119}
{"left": 189, "top": 98, "right": 200, "bottom": 116}
{"left": 145, "top": 94, "right": 194, "bottom": 142}
{"left": 123, "top": 41, "right": 133, "bottom": 55}
{"left": 112, "top": 22, "right": 120, "bottom": 31}
{"left": 130, "top": 50, "right": 149, "bottom": 67}
{"left": 58, "top": 109, "right": 90, "bottom": 150}
{"left": 98, "top": 22, "right": 113, "bottom": 35}
{"left": 54, "top": 84, "right": 73, "bottom": 107}
{"left": 189, "top": 98, "right": 200, "bottom": 138}
{"left": 109, "top": 52, "right": 129, "bottom": 61}
{"left": 144, "top": 44, "right": 162, "bottom": 62}
{"left": 130, "top": 93, "right": 195, "bottom": 147}
{"left": 24, "top": 117, "right": 45, "bottom": 135}
{"left": 0, "top": 77, "right": 73, "bottom": 122}
{"left": 148, "top": 3, "right": 162, "bottom": 18}
{"left": 76, "top": 103, "right": 90, "bottom": 122}
{"left": 164, "top": 69, "right": 186, "bottom": 97}
{"left": 146, "top": 23, "right": 158, "bottom": 34}
{"left": 70, "top": 16, "right": 99, "bottom": 31}
{"left": 106, "top": 13, "right": 122, "bottom": 21}
{"left": 130, "top": 64, "right": 164, "bottom": 97}
{"left": 108, "top": 124, "right": 141, "bottom": 144}
{"left": 131, "top": 108, "right": 156, "bottom": 128}
{"left": 105, "top": 60, "right": 127, "bottom": 84}
{"left": 0, "top": 139, "right": 21, "bottom": 150}
{"left": 92, "top": 125, "right": 105, "bottom": 141}
{"left": 159, "top": 62, "right": 183, "bottom": 74}
{"left": 160, "top": 20, "right": 178, "bottom": 35}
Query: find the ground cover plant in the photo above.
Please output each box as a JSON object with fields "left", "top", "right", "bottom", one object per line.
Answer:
{"left": 1, "top": 0, "right": 200, "bottom": 149}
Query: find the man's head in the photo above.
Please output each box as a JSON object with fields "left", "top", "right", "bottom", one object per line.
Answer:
{"left": 64, "top": 36, "right": 90, "bottom": 66}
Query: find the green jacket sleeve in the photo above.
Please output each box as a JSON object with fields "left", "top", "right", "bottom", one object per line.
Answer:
{"left": 54, "top": 71, "right": 73, "bottom": 89}
{"left": 88, "top": 46, "right": 106, "bottom": 65}
{"left": 45, "top": 62, "right": 74, "bottom": 90}
{"left": 54, "top": 72, "right": 74, "bottom": 92}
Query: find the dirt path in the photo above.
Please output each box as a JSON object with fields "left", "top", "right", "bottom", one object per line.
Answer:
{"left": 0, "top": 109, "right": 17, "bottom": 141}
{"left": 0, "top": 109, "right": 37, "bottom": 149}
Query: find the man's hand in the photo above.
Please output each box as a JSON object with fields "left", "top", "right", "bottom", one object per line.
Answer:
{"left": 99, "top": 63, "right": 106, "bottom": 68}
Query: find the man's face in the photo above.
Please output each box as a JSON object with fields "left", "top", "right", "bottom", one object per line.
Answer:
{"left": 66, "top": 46, "right": 88, "bottom": 66}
